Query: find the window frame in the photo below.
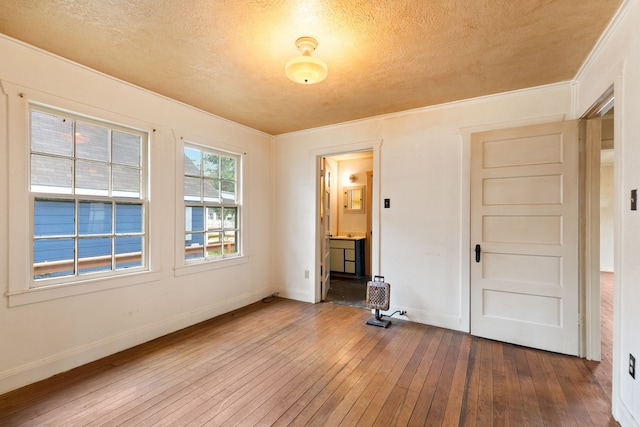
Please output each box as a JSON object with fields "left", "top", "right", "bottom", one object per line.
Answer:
{"left": 182, "top": 142, "right": 242, "bottom": 263}
{"left": 4, "top": 81, "right": 161, "bottom": 307}
{"left": 29, "top": 104, "right": 150, "bottom": 287}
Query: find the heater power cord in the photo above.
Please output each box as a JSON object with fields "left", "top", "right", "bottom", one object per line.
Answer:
{"left": 262, "top": 292, "right": 279, "bottom": 303}
{"left": 382, "top": 310, "right": 407, "bottom": 318}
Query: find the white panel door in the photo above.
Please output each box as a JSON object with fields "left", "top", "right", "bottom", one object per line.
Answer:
{"left": 321, "top": 157, "right": 332, "bottom": 301}
{"left": 470, "top": 121, "right": 580, "bottom": 355}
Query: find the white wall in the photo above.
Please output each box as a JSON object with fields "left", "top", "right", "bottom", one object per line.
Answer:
{"left": 601, "top": 159, "right": 615, "bottom": 272}
{"left": 337, "top": 158, "right": 371, "bottom": 237}
{"left": 0, "top": 35, "right": 274, "bottom": 394}
{"left": 273, "top": 84, "right": 573, "bottom": 331}
{"left": 575, "top": 0, "right": 640, "bottom": 424}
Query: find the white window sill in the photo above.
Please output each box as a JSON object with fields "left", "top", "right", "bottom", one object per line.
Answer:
{"left": 7, "top": 270, "right": 163, "bottom": 307}
{"left": 174, "top": 255, "right": 247, "bottom": 277}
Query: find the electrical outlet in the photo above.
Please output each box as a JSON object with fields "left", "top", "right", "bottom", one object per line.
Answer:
{"left": 304, "top": 270, "right": 309, "bottom": 279}
{"left": 630, "top": 354, "right": 636, "bottom": 379}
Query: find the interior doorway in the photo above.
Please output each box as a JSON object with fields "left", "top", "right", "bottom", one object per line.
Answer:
{"left": 599, "top": 113, "right": 615, "bottom": 375}
{"left": 318, "top": 150, "right": 373, "bottom": 307}
{"left": 582, "top": 86, "right": 615, "bottom": 362}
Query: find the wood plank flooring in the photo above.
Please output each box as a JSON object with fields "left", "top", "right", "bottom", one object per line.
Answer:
{"left": 0, "top": 278, "right": 617, "bottom": 426}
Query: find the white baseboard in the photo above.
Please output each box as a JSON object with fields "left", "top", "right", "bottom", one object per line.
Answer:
{"left": 275, "top": 286, "right": 313, "bottom": 303}
{"left": 613, "top": 396, "right": 640, "bottom": 427}
{"left": 382, "top": 304, "right": 464, "bottom": 332}
{"left": 0, "top": 288, "right": 273, "bottom": 395}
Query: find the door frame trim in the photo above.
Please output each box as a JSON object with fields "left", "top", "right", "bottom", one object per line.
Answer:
{"left": 311, "top": 140, "right": 383, "bottom": 303}
{"left": 582, "top": 117, "right": 602, "bottom": 360}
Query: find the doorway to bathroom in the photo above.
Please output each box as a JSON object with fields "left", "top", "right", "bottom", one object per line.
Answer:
{"left": 319, "top": 150, "right": 373, "bottom": 307}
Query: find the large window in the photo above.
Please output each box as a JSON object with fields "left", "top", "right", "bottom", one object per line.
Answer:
{"left": 183, "top": 145, "right": 240, "bottom": 261}
{"left": 30, "top": 105, "right": 147, "bottom": 285}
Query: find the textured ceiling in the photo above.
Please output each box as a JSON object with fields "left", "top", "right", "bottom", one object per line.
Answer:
{"left": 0, "top": 0, "right": 623, "bottom": 135}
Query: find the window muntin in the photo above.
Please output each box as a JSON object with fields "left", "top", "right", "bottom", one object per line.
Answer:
{"left": 183, "top": 145, "right": 240, "bottom": 261}
{"left": 30, "top": 105, "right": 147, "bottom": 284}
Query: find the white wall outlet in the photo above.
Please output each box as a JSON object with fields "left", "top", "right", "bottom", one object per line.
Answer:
{"left": 304, "top": 270, "right": 309, "bottom": 279}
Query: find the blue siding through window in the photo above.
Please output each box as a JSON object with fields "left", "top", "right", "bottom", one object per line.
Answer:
{"left": 34, "top": 200, "right": 143, "bottom": 269}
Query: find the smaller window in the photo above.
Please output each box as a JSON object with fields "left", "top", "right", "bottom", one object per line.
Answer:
{"left": 183, "top": 144, "right": 241, "bottom": 262}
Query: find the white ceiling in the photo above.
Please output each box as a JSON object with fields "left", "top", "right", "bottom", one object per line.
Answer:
{"left": 0, "top": 1, "right": 623, "bottom": 135}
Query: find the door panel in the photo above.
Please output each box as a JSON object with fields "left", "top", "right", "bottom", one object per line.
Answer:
{"left": 484, "top": 215, "right": 562, "bottom": 244}
{"left": 471, "top": 120, "right": 580, "bottom": 356}
{"left": 484, "top": 175, "right": 562, "bottom": 205}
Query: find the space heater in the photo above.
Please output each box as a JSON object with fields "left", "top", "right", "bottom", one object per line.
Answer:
{"left": 366, "top": 276, "right": 391, "bottom": 328}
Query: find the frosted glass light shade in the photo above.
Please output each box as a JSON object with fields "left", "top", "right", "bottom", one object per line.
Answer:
{"left": 285, "top": 56, "right": 328, "bottom": 84}
{"left": 285, "top": 36, "right": 328, "bottom": 84}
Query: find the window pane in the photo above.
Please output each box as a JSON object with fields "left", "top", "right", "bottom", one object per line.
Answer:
{"left": 221, "top": 156, "right": 236, "bottom": 180}
{"left": 115, "top": 203, "right": 143, "bottom": 233}
{"left": 223, "top": 207, "right": 237, "bottom": 229}
{"left": 116, "top": 236, "right": 142, "bottom": 269}
{"left": 31, "top": 154, "right": 73, "bottom": 193}
{"left": 34, "top": 238, "right": 75, "bottom": 279}
{"left": 34, "top": 199, "right": 75, "bottom": 236}
{"left": 79, "top": 201, "right": 112, "bottom": 235}
{"left": 207, "top": 231, "right": 222, "bottom": 257}
{"left": 184, "top": 176, "right": 201, "bottom": 202}
{"left": 113, "top": 164, "right": 140, "bottom": 198}
{"left": 221, "top": 180, "right": 236, "bottom": 202}
{"left": 223, "top": 231, "right": 238, "bottom": 255}
{"left": 30, "top": 110, "right": 73, "bottom": 156}
{"left": 78, "top": 237, "right": 112, "bottom": 274}
{"left": 207, "top": 207, "right": 222, "bottom": 230}
{"left": 184, "top": 148, "right": 201, "bottom": 177}
{"left": 185, "top": 232, "right": 204, "bottom": 260}
{"left": 203, "top": 178, "right": 220, "bottom": 202}
{"left": 203, "top": 153, "right": 219, "bottom": 178}
{"left": 75, "top": 121, "right": 109, "bottom": 162}
{"left": 76, "top": 160, "right": 109, "bottom": 196}
{"left": 185, "top": 206, "right": 204, "bottom": 232}
{"left": 112, "top": 131, "right": 141, "bottom": 166}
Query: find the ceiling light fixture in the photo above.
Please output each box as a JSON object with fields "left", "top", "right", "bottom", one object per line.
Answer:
{"left": 285, "top": 36, "right": 327, "bottom": 84}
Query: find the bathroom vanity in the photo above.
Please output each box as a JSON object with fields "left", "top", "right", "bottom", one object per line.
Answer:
{"left": 329, "top": 236, "right": 365, "bottom": 277}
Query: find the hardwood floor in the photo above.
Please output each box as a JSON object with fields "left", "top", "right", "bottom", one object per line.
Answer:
{"left": 0, "top": 280, "right": 617, "bottom": 426}
{"left": 597, "top": 272, "right": 614, "bottom": 396}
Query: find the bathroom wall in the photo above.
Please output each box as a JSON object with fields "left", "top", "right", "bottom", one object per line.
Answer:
{"left": 337, "top": 157, "right": 373, "bottom": 237}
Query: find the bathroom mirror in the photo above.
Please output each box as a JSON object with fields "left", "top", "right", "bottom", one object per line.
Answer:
{"left": 344, "top": 185, "right": 365, "bottom": 213}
